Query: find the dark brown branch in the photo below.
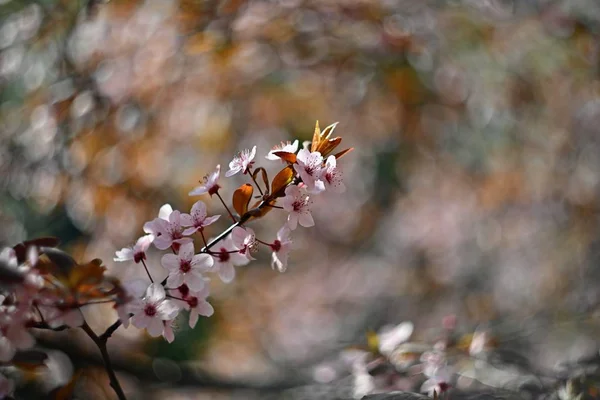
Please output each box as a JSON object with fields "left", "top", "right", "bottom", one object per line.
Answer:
{"left": 81, "top": 322, "right": 127, "bottom": 400}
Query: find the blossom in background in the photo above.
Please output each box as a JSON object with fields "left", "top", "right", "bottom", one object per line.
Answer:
{"left": 265, "top": 140, "right": 299, "bottom": 160}
{"left": 225, "top": 146, "right": 257, "bottom": 177}
{"left": 37, "top": 304, "right": 84, "bottom": 329}
{"left": 270, "top": 225, "right": 293, "bottom": 272}
{"left": 114, "top": 279, "right": 147, "bottom": 328}
{"left": 161, "top": 242, "right": 213, "bottom": 291}
{"left": 282, "top": 185, "right": 314, "bottom": 230}
{"left": 231, "top": 226, "right": 257, "bottom": 262}
{"left": 151, "top": 210, "right": 192, "bottom": 251}
{"left": 320, "top": 155, "right": 345, "bottom": 193}
{"left": 114, "top": 234, "right": 154, "bottom": 263}
{"left": 0, "top": 298, "right": 35, "bottom": 362}
{"left": 181, "top": 201, "right": 220, "bottom": 235}
{"left": 421, "top": 366, "right": 452, "bottom": 397}
{"left": 211, "top": 236, "right": 249, "bottom": 283}
{"left": 130, "top": 283, "right": 179, "bottom": 337}
{"left": 377, "top": 321, "right": 414, "bottom": 357}
{"left": 294, "top": 148, "right": 325, "bottom": 193}
{"left": 189, "top": 165, "right": 221, "bottom": 196}
{"left": 0, "top": 373, "right": 13, "bottom": 399}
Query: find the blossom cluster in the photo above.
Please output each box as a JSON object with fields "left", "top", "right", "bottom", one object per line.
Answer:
{"left": 0, "top": 121, "right": 351, "bottom": 397}
{"left": 113, "top": 121, "right": 350, "bottom": 341}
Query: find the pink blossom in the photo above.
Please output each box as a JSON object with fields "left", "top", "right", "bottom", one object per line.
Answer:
{"left": 0, "top": 373, "right": 13, "bottom": 398}
{"left": 168, "top": 283, "right": 213, "bottom": 328}
{"left": 282, "top": 185, "right": 314, "bottom": 230}
{"left": 266, "top": 140, "right": 299, "bottom": 160}
{"left": 225, "top": 146, "right": 257, "bottom": 177}
{"left": 231, "top": 226, "right": 257, "bottom": 262}
{"left": 181, "top": 201, "right": 220, "bottom": 235}
{"left": 114, "top": 234, "right": 154, "bottom": 263}
{"left": 293, "top": 148, "right": 325, "bottom": 193}
{"left": 320, "top": 155, "right": 345, "bottom": 193}
{"left": 114, "top": 279, "right": 147, "bottom": 328}
{"left": 143, "top": 204, "right": 173, "bottom": 236}
{"left": 270, "top": 225, "right": 293, "bottom": 272}
{"left": 151, "top": 210, "right": 192, "bottom": 251}
{"left": 421, "top": 366, "right": 452, "bottom": 397}
{"left": 211, "top": 236, "right": 249, "bottom": 283}
{"left": 37, "top": 304, "right": 84, "bottom": 329}
{"left": 189, "top": 165, "right": 221, "bottom": 197}
{"left": 130, "top": 283, "right": 179, "bottom": 337}
{"left": 161, "top": 242, "right": 213, "bottom": 291}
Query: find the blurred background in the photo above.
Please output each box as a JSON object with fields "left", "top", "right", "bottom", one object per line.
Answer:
{"left": 2, "top": 0, "right": 600, "bottom": 398}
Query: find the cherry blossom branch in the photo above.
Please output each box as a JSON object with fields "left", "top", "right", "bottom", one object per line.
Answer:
{"left": 81, "top": 322, "right": 127, "bottom": 400}
{"left": 215, "top": 191, "right": 237, "bottom": 222}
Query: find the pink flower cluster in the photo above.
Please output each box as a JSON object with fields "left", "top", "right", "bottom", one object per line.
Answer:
{"left": 113, "top": 127, "right": 347, "bottom": 341}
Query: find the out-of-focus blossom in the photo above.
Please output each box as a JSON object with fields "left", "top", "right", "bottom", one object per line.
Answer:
{"left": 114, "top": 234, "right": 153, "bottom": 263}
{"left": 225, "top": 146, "right": 257, "bottom": 177}
{"left": 130, "top": 283, "right": 179, "bottom": 337}
{"left": 421, "top": 366, "right": 452, "bottom": 397}
{"left": 180, "top": 201, "right": 220, "bottom": 235}
{"left": 161, "top": 242, "right": 213, "bottom": 291}
{"left": 270, "top": 225, "right": 293, "bottom": 272}
{"left": 163, "top": 320, "right": 175, "bottom": 343}
{"left": 114, "top": 279, "right": 147, "bottom": 328}
{"left": 0, "top": 373, "right": 13, "bottom": 398}
{"left": 189, "top": 165, "right": 221, "bottom": 197}
{"left": 282, "top": 185, "right": 314, "bottom": 230}
{"left": 266, "top": 140, "right": 299, "bottom": 160}
{"left": 378, "top": 321, "right": 414, "bottom": 357}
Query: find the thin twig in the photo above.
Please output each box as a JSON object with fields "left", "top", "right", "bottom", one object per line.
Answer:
{"left": 215, "top": 191, "right": 237, "bottom": 222}
{"left": 81, "top": 322, "right": 127, "bottom": 400}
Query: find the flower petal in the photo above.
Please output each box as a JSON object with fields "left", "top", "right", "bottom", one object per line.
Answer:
{"left": 146, "top": 283, "right": 165, "bottom": 303}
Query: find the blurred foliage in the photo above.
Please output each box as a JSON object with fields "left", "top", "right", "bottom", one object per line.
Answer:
{"left": 3, "top": 0, "right": 600, "bottom": 397}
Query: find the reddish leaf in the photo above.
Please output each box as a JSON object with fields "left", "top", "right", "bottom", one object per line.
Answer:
{"left": 315, "top": 137, "right": 342, "bottom": 157}
{"left": 252, "top": 167, "right": 270, "bottom": 195}
{"left": 310, "top": 120, "right": 321, "bottom": 152}
{"left": 334, "top": 147, "right": 354, "bottom": 160}
{"left": 271, "top": 166, "right": 294, "bottom": 197}
{"left": 232, "top": 183, "right": 253, "bottom": 216}
{"left": 272, "top": 151, "right": 297, "bottom": 164}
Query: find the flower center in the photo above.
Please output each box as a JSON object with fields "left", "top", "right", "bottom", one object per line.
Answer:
{"left": 271, "top": 240, "right": 281, "bottom": 252}
{"left": 134, "top": 251, "right": 145, "bottom": 264}
{"left": 178, "top": 284, "right": 190, "bottom": 297}
{"left": 292, "top": 200, "right": 304, "bottom": 212}
{"left": 180, "top": 260, "right": 192, "bottom": 273}
{"left": 144, "top": 304, "right": 157, "bottom": 317}
{"left": 218, "top": 248, "right": 230, "bottom": 262}
{"left": 187, "top": 297, "right": 198, "bottom": 308}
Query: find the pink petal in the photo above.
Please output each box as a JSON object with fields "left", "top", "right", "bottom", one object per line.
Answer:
{"left": 189, "top": 185, "right": 208, "bottom": 196}
{"left": 192, "top": 253, "right": 214, "bottom": 270}
{"left": 189, "top": 310, "right": 199, "bottom": 328}
{"left": 158, "top": 204, "right": 174, "bottom": 220}
{"left": 298, "top": 212, "right": 314, "bottom": 228}
{"left": 196, "top": 301, "right": 214, "bottom": 317}
{"left": 166, "top": 272, "right": 184, "bottom": 289}
{"left": 161, "top": 254, "right": 179, "bottom": 271}
{"left": 146, "top": 318, "right": 164, "bottom": 337}
{"left": 218, "top": 262, "right": 236, "bottom": 283}
{"left": 185, "top": 271, "right": 205, "bottom": 291}
{"left": 146, "top": 283, "right": 165, "bottom": 303}
{"left": 179, "top": 242, "right": 195, "bottom": 261}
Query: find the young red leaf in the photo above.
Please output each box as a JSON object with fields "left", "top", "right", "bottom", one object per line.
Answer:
{"left": 271, "top": 166, "right": 295, "bottom": 197}
{"left": 334, "top": 147, "right": 354, "bottom": 160}
{"left": 232, "top": 183, "right": 254, "bottom": 216}
{"left": 272, "top": 151, "right": 297, "bottom": 164}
